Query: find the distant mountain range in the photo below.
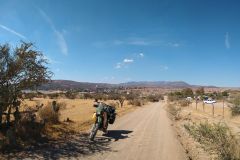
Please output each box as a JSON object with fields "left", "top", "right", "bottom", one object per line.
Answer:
{"left": 120, "top": 81, "right": 191, "bottom": 88}
{"left": 39, "top": 80, "right": 217, "bottom": 91}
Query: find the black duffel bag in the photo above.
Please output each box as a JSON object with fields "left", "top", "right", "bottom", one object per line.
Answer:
{"left": 106, "top": 106, "right": 116, "bottom": 124}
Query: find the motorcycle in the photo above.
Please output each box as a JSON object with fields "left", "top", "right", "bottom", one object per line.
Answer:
{"left": 89, "top": 104, "right": 116, "bottom": 141}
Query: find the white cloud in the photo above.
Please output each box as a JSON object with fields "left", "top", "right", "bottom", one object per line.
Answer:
{"left": 115, "top": 58, "right": 134, "bottom": 69}
{"left": 39, "top": 9, "right": 68, "bottom": 55}
{"left": 160, "top": 65, "right": 169, "bottom": 71}
{"left": 94, "top": 38, "right": 181, "bottom": 48}
{"left": 225, "top": 32, "right": 230, "bottom": 49}
{"left": 0, "top": 24, "right": 27, "bottom": 39}
{"left": 115, "top": 63, "right": 122, "bottom": 69}
{"left": 113, "top": 40, "right": 124, "bottom": 45}
{"left": 123, "top": 59, "right": 134, "bottom": 63}
{"left": 167, "top": 42, "right": 180, "bottom": 47}
{"left": 172, "top": 43, "right": 180, "bottom": 47}
{"left": 128, "top": 39, "right": 150, "bottom": 46}
{"left": 139, "top": 53, "right": 144, "bottom": 57}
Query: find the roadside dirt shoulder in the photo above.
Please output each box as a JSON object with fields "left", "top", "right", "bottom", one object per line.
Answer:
{"left": 164, "top": 103, "right": 214, "bottom": 160}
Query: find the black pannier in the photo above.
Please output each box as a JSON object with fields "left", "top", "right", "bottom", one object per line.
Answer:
{"left": 106, "top": 106, "right": 116, "bottom": 124}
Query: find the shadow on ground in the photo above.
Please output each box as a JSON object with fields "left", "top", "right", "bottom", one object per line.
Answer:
{"left": 2, "top": 133, "right": 111, "bottom": 160}
{"left": 103, "top": 130, "right": 133, "bottom": 141}
{"left": 1, "top": 130, "right": 133, "bottom": 160}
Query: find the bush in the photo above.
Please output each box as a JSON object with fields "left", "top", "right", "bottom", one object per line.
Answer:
{"left": 92, "top": 93, "right": 108, "bottom": 101}
{"left": 167, "top": 104, "right": 181, "bottom": 120}
{"left": 58, "top": 102, "right": 67, "bottom": 110}
{"left": 15, "top": 109, "right": 44, "bottom": 141}
{"left": 182, "top": 88, "right": 194, "bottom": 97}
{"left": 184, "top": 122, "right": 240, "bottom": 160}
{"left": 147, "top": 94, "right": 163, "bottom": 102}
{"left": 38, "top": 106, "right": 59, "bottom": 124}
{"left": 47, "top": 93, "right": 60, "bottom": 99}
{"left": 178, "top": 99, "right": 191, "bottom": 107}
{"left": 83, "top": 93, "right": 93, "bottom": 99}
{"left": 108, "top": 102, "right": 118, "bottom": 108}
{"left": 230, "top": 105, "right": 240, "bottom": 116}
{"left": 229, "top": 95, "right": 240, "bottom": 116}
{"left": 24, "top": 92, "right": 37, "bottom": 101}
{"left": 15, "top": 112, "right": 44, "bottom": 141}
{"left": 65, "top": 91, "right": 78, "bottom": 99}
{"left": 128, "top": 99, "right": 142, "bottom": 106}
{"left": 168, "top": 92, "right": 184, "bottom": 102}
{"left": 0, "top": 134, "right": 7, "bottom": 150}
{"left": 125, "top": 92, "right": 140, "bottom": 101}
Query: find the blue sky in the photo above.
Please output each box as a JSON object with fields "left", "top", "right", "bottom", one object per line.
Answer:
{"left": 0, "top": 0, "right": 239, "bottom": 87}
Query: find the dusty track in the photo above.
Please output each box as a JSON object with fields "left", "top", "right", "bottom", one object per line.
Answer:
{"left": 83, "top": 102, "right": 187, "bottom": 160}
{"left": 3, "top": 102, "right": 187, "bottom": 160}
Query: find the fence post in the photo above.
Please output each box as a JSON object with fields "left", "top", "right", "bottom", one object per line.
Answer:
{"left": 203, "top": 102, "right": 205, "bottom": 112}
{"left": 212, "top": 103, "right": 215, "bottom": 116}
{"left": 195, "top": 98, "right": 198, "bottom": 110}
{"left": 223, "top": 98, "right": 225, "bottom": 118}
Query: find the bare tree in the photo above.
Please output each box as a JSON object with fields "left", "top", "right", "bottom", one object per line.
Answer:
{"left": 118, "top": 96, "right": 125, "bottom": 108}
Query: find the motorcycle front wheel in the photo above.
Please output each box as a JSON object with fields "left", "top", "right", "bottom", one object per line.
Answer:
{"left": 89, "top": 123, "right": 99, "bottom": 141}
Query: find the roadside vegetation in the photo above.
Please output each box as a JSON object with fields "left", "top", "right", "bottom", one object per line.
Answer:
{"left": 166, "top": 88, "right": 240, "bottom": 159}
{"left": 0, "top": 42, "right": 52, "bottom": 151}
{"left": 167, "top": 104, "right": 182, "bottom": 120}
{"left": 184, "top": 121, "right": 240, "bottom": 160}
{"left": 228, "top": 94, "right": 240, "bottom": 116}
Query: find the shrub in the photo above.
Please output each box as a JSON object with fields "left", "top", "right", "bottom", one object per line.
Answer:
{"left": 184, "top": 122, "right": 240, "bottom": 160}
{"left": 125, "top": 92, "right": 140, "bottom": 101}
{"left": 178, "top": 99, "right": 191, "bottom": 107}
{"left": 65, "top": 90, "right": 78, "bottom": 99}
{"left": 38, "top": 105, "right": 59, "bottom": 124}
{"left": 167, "top": 104, "right": 181, "bottom": 120}
{"left": 147, "top": 94, "right": 163, "bottom": 102}
{"left": 128, "top": 99, "right": 142, "bottom": 106}
{"left": 230, "top": 105, "right": 240, "bottom": 116}
{"left": 108, "top": 102, "right": 118, "bottom": 108}
{"left": 0, "top": 135, "right": 7, "bottom": 150}
{"left": 15, "top": 112, "right": 44, "bottom": 141}
{"left": 58, "top": 102, "right": 67, "bottom": 110}
{"left": 182, "top": 88, "right": 194, "bottom": 98}
{"left": 229, "top": 95, "right": 240, "bottom": 116}
{"left": 24, "top": 92, "right": 36, "bottom": 101}
{"left": 168, "top": 92, "right": 184, "bottom": 102}
{"left": 83, "top": 93, "right": 93, "bottom": 99}
{"left": 47, "top": 93, "right": 60, "bottom": 99}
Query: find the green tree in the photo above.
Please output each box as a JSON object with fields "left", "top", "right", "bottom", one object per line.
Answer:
{"left": 222, "top": 91, "right": 229, "bottom": 97}
{"left": 182, "top": 88, "right": 194, "bottom": 97}
{"left": 0, "top": 42, "right": 52, "bottom": 126}
{"left": 195, "top": 87, "right": 205, "bottom": 97}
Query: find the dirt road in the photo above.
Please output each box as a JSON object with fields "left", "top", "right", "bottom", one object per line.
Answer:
{"left": 83, "top": 102, "right": 187, "bottom": 160}
{"left": 4, "top": 102, "right": 187, "bottom": 160}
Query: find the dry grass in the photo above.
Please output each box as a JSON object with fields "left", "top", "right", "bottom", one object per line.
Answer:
{"left": 20, "top": 98, "right": 138, "bottom": 139}
{"left": 38, "top": 106, "right": 60, "bottom": 124}
{"left": 167, "top": 100, "right": 240, "bottom": 159}
{"left": 167, "top": 103, "right": 182, "bottom": 120}
{"left": 181, "top": 102, "right": 240, "bottom": 134}
{"left": 184, "top": 121, "right": 240, "bottom": 160}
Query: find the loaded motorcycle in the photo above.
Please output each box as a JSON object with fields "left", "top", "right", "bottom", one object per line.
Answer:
{"left": 89, "top": 103, "right": 116, "bottom": 141}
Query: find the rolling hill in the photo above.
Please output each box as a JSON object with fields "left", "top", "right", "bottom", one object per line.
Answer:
{"left": 39, "top": 80, "right": 216, "bottom": 91}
